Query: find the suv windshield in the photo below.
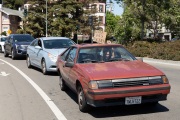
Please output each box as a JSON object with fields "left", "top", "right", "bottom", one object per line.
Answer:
{"left": 14, "top": 35, "right": 34, "bottom": 42}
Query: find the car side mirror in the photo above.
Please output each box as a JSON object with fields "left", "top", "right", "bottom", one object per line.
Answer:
{"left": 65, "top": 62, "right": 74, "bottom": 67}
{"left": 35, "top": 46, "right": 42, "bottom": 50}
{"left": 136, "top": 57, "right": 143, "bottom": 62}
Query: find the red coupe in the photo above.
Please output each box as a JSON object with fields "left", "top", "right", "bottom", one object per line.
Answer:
{"left": 56, "top": 44, "right": 171, "bottom": 112}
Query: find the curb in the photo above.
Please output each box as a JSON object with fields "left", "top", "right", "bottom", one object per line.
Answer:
{"left": 142, "top": 57, "right": 180, "bottom": 67}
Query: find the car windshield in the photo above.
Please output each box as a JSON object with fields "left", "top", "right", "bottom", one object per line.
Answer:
{"left": 43, "top": 39, "right": 75, "bottom": 49}
{"left": 77, "top": 46, "right": 136, "bottom": 63}
{"left": 1, "top": 37, "right": 7, "bottom": 42}
{"left": 14, "top": 35, "right": 34, "bottom": 42}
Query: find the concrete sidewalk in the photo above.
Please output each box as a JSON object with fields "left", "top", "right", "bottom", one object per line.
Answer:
{"left": 142, "top": 57, "right": 180, "bottom": 67}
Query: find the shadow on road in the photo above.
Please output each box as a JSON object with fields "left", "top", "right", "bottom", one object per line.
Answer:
{"left": 64, "top": 89, "right": 169, "bottom": 118}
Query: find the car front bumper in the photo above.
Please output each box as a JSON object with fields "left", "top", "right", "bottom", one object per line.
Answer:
{"left": 86, "top": 84, "right": 170, "bottom": 107}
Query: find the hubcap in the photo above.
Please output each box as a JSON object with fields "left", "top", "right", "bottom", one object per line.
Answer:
{"left": 42, "top": 61, "right": 46, "bottom": 73}
{"left": 79, "top": 89, "right": 83, "bottom": 106}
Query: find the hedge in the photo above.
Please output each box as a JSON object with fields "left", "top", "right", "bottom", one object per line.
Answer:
{"left": 126, "top": 40, "right": 180, "bottom": 61}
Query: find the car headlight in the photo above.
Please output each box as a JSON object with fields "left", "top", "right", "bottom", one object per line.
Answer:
{"left": 48, "top": 53, "right": 57, "bottom": 62}
{"left": 88, "top": 80, "right": 113, "bottom": 89}
{"left": 162, "top": 76, "right": 169, "bottom": 84}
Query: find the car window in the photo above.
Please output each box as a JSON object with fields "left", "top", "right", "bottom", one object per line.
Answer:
{"left": 30, "top": 39, "right": 37, "bottom": 46}
{"left": 60, "top": 47, "right": 71, "bottom": 61}
{"left": 43, "top": 39, "right": 75, "bottom": 49}
{"left": 0, "top": 37, "right": 7, "bottom": 42}
{"left": 13, "top": 35, "right": 34, "bottom": 42}
{"left": 66, "top": 47, "right": 77, "bottom": 62}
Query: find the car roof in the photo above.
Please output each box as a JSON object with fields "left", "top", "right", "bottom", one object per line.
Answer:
{"left": 72, "top": 43, "right": 123, "bottom": 48}
{"left": 39, "top": 37, "right": 71, "bottom": 40}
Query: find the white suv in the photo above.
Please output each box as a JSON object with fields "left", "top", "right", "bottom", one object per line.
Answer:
{"left": 0, "top": 36, "right": 7, "bottom": 53}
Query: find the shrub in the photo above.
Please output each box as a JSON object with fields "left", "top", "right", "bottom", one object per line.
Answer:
{"left": 126, "top": 40, "right": 180, "bottom": 61}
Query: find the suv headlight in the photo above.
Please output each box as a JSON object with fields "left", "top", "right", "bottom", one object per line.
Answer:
{"left": 16, "top": 44, "right": 23, "bottom": 49}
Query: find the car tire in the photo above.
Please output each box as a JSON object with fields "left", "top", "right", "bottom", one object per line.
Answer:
{"left": 41, "top": 59, "right": 48, "bottom": 75}
{"left": 77, "top": 85, "right": 91, "bottom": 112}
{"left": 11, "top": 49, "right": 16, "bottom": 60}
{"left": 4, "top": 49, "right": 9, "bottom": 57}
{"left": 0, "top": 45, "right": 2, "bottom": 53}
{"left": 59, "top": 71, "right": 67, "bottom": 91}
{"left": 26, "top": 55, "right": 32, "bottom": 68}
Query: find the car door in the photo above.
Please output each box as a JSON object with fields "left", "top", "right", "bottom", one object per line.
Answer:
{"left": 64, "top": 47, "right": 77, "bottom": 90}
{"left": 35, "top": 39, "right": 43, "bottom": 67}
{"left": 27, "top": 39, "right": 38, "bottom": 65}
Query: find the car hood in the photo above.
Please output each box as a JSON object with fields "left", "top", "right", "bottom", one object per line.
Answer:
{"left": 77, "top": 60, "right": 164, "bottom": 80}
{"left": 44, "top": 48, "right": 66, "bottom": 56}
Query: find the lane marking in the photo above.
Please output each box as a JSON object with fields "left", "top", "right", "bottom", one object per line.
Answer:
{"left": 0, "top": 59, "right": 67, "bottom": 120}
{"left": 144, "top": 60, "right": 180, "bottom": 67}
{"left": 0, "top": 71, "right": 10, "bottom": 76}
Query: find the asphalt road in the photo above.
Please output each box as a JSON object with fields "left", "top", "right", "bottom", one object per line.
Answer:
{"left": 0, "top": 54, "right": 179, "bottom": 120}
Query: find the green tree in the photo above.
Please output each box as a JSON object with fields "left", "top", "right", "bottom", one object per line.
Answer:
{"left": 23, "top": 0, "right": 97, "bottom": 39}
{"left": 3, "top": 0, "right": 24, "bottom": 10}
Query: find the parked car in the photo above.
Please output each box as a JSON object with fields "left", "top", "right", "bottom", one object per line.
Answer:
{"left": 26, "top": 37, "right": 75, "bottom": 75}
{"left": 56, "top": 44, "right": 171, "bottom": 112}
{"left": 0, "top": 36, "right": 7, "bottom": 53}
{"left": 4, "top": 34, "right": 34, "bottom": 59}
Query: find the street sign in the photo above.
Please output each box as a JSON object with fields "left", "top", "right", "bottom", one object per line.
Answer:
{"left": 93, "top": 30, "right": 107, "bottom": 44}
{"left": 7, "top": 29, "right": 12, "bottom": 34}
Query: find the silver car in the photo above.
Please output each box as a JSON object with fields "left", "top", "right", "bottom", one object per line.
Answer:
{"left": 26, "top": 37, "right": 75, "bottom": 75}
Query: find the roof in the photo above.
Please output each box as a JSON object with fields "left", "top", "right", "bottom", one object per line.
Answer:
{"left": 74, "top": 43, "right": 123, "bottom": 48}
{"left": 0, "top": 7, "right": 23, "bottom": 18}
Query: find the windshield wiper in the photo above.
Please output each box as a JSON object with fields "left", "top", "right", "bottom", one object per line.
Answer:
{"left": 109, "top": 58, "right": 130, "bottom": 62}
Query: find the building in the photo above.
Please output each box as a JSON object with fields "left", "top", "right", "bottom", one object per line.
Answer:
{"left": 0, "top": 4, "right": 23, "bottom": 35}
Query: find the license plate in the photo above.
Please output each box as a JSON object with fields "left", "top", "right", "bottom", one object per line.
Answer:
{"left": 125, "top": 96, "right": 142, "bottom": 105}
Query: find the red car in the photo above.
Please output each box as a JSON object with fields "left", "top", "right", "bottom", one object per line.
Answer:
{"left": 56, "top": 44, "right": 171, "bottom": 112}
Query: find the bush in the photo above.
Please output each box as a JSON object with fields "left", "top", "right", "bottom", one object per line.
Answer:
{"left": 126, "top": 40, "right": 180, "bottom": 61}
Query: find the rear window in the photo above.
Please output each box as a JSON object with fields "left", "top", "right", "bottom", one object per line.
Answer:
{"left": 14, "top": 35, "right": 34, "bottom": 42}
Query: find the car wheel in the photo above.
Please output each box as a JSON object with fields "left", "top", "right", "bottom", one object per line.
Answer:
{"left": 41, "top": 59, "right": 48, "bottom": 75}
{"left": 59, "top": 71, "right": 67, "bottom": 91}
{"left": 11, "top": 49, "right": 16, "bottom": 60}
{"left": 78, "top": 85, "right": 91, "bottom": 112}
{"left": 4, "top": 49, "right": 9, "bottom": 57}
{"left": 26, "top": 55, "right": 32, "bottom": 68}
{"left": 0, "top": 45, "right": 2, "bottom": 53}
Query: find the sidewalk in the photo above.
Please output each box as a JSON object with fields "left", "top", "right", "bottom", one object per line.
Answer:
{"left": 142, "top": 57, "right": 180, "bottom": 67}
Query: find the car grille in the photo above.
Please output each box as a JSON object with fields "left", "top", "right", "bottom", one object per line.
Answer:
{"left": 112, "top": 76, "right": 163, "bottom": 88}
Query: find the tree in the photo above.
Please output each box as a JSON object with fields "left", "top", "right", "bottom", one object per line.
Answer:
{"left": 22, "top": 0, "right": 98, "bottom": 39}
{"left": 3, "top": 0, "right": 24, "bottom": 10}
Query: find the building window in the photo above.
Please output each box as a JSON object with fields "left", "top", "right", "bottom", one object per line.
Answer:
{"left": 91, "top": 4, "right": 97, "bottom": 11}
{"left": 99, "top": 16, "right": 103, "bottom": 24}
{"left": 99, "top": 5, "right": 103, "bottom": 12}
{"left": 3, "top": 27, "right": 8, "bottom": 31}
{"left": 3, "top": 14, "right": 8, "bottom": 21}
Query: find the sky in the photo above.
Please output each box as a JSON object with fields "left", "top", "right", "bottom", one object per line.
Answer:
{"left": 111, "top": 0, "right": 124, "bottom": 16}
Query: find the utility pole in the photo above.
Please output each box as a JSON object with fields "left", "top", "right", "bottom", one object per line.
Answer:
{"left": 45, "top": 0, "right": 47, "bottom": 37}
